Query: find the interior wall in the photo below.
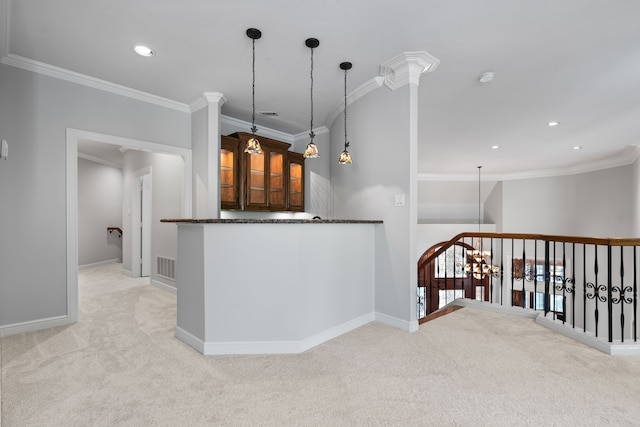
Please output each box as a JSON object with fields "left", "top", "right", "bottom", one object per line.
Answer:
{"left": 122, "top": 151, "right": 184, "bottom": 289}
{"left": 484, "top": 181, "right": 503, "bottom": 231}
{"left": 0, "top": 64, "right": 189, "bottom": 328}
{"left": 330, "top": 83, "right": 414, "bottom": 325}
{"left": 502, "top": 165, "right": 634, "bottom": 237}
{"left": 77, "top": 157, "right": 123, "bottom": 266}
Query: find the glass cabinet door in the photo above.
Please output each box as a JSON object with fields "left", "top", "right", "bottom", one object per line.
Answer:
{"left": 288, "top": 152, "right": 304, "bottom": 211}
{"left": 269, "top": 151, "right": 285, "bottom": 209}
{"left": 220, "top": 136, "right": 239, "bottom": 210}
{"left": 246, "top": 152, "right": 266, "bottom": 208}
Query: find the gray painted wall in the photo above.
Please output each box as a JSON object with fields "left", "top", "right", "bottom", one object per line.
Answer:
{"left": 502, "top": 165, "right": 634, "bottom": 237}
{"left": 330, "top": 83, "right": 414, "bottom": 324}
{"left": 78, "top": 157, "right": 123, "bottom": 266}
{"left": 121, "top": 151, "right": 184, "bottom": 288}
{"left": 0, "top": 64, "right": 189, "bottom": 327}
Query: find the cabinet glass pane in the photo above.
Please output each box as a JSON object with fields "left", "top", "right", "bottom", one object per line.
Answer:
{"left": 270, "top": 152, "right": 284, "bottom": 206}
{"left": 289, "top": 163, "right": 303, "bottom": 207}
{"left": 249, "top": 152, "right": 265, "bottom": 204}
{"left": 220, "top": 148, "right": 234, "bottom": 203}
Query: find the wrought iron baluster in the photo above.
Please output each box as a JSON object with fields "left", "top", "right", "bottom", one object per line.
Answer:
{"left": 511, "top": 239, "right": 515, "bottom": 307}
{"left": 583, "top": 244, "right": 587, "bottom": 334}
{"left": 544, "top": 240, "right": 550, "bottom": 315}
{"left": 611, "top": 246, "right": 633, "bottom": 343}
{"left": 534, "top": 240, "right": 538, "bottom": 309}
{"left": 521, "top": 239, "right": 526, "bottom": 308}
{"left": 500, "top": 238, "right": 504, "bottom": 306}
{"left": 608, "top": 245, "right": 613, "bottom": 342}
{"left": 634, "top": 246, "right": 638, "bottom": 342}
{"left": 572, "top": 243, "right": 576, "bottom": 328}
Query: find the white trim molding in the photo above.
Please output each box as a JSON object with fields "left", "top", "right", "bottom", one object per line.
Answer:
{"left": 418, "top": 145, "right": 640, "bottom": 182}
{"left": 0, "top": 315, "right": 68, "bottom": 338}
{"left": 375, "top": 312, "right": 419, "bottom": 332}
{"left": 151, "top": 279, "right": 177, "bottom": 295}
{"left": 1, "top": 54, "right": 191, "bottom": 113}
{"left": 0, "top": 0, "right": 10, "bottom": 60}
{"left": 379, "top": 51, "right": 440, "bottom": 90}
{"left": 325, "top": 76, "right": 385, "bottom": 128}
{"left": 177, "top": 313, "right": 374, "bottom": 355}
{"left": 79, "top": 259, "right": 121, "bottom": 271}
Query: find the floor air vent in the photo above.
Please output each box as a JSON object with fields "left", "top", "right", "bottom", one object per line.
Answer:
{"left": 157, "top": 256, "right": 176, "bottom": 281}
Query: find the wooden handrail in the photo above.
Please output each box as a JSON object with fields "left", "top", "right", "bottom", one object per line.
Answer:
{"left": 418, "top": 232, "right": 640, "bottom": 270}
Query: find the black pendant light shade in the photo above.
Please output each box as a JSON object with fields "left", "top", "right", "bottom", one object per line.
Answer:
{"left": 245, "top": 28, "right": 263, "bottom": 154}
{"left": 338, "top": 61, "right": 353, "bottom": 165}
{"left": 304, "top": 38, "right": 320, "bottom": 158}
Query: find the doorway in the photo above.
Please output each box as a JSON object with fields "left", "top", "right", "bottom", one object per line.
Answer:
{"left": 66, "top": 128, "right": 193, "bottom": 323}
{"left": 133, "top": 168, "right": 152, "bottom": 278}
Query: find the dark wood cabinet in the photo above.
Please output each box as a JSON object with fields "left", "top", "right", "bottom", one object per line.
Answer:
{"left": 220, "top": 132, "right": 304, "bottom": 212}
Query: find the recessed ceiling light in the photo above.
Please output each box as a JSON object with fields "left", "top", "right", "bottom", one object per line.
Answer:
{"left": 133, "top": 45, "right": 155, "bottom": 57}
{"left": 479, "top": 72, "right": 494, "bottom": 83}
{"left": 491, "top": 145, "right": 500, "bottom": 149}
{"left": 572, "top": 146, "right": 582, "bottom": 150}
{"left": 548, "top": 121, "right": 560, "bottom": 127}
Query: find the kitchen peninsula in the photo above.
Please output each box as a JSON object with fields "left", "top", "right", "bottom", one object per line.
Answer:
{"left": 162, "top": 218, "right": 383, "bottom": 355}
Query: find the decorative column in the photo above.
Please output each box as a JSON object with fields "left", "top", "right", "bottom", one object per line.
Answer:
{"left": 192, "top": 92, "right": 226, "bottom": 219}
{"left": 379, "top": 51, "right": 439, "bottom": 329}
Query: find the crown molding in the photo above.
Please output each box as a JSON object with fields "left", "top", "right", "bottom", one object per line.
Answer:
{"left": 0, "top": 0, "right": 10, "bottom": 60}
{"left": 77, "top": 152, "right": 123, "bottom": 170}
{"left": 0, "top": 53, "right": 191, "bottom": 113}
{"left": 220, "top": 115, "right": 297, "bottom": 144}
{"left": 418, "top": 145, "right": 640, "bottom": 181}
{"left": 379, "top": 51, "right": 440, "bottom": 90}
{"left": 292, "top": 126, "right": 330, "bottom": 143}
{"left": 325, "top": 76, "right": 384, "bottom": 129}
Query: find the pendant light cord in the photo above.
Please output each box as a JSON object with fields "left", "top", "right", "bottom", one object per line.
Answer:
{"left": 478, "top": 166, "right": 482, "bottom": 233}
{"left": 309, "top": 46, "right": 315, "bottom": 140}
{"left": 251, "top": 37, "right": 257, "bottom": 134}
{"left": 344, "top": 68, "right": 348, "bottom": 149}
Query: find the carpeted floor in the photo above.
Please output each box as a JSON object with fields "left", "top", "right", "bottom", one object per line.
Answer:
{"left": 3, "top": 263, "right": 640, "bottom": 426}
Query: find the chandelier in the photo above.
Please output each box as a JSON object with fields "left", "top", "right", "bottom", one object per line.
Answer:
{"left": 463, "top": 166, "right": 500, "bottom": 279}
{"left": 244, "top": 28, "right": 263, "bottom": 154}
{"left": 303, "top": 37, "right": 320, "bottom": 158}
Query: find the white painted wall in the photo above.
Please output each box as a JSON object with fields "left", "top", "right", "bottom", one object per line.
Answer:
{"left": 77, "top": 157, "right": 123, "bottom": 266}
{"left": 0, "top": 64, "right": 189, "bottom": 328}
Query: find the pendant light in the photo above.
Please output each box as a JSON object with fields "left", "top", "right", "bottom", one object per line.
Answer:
{"left": 338, "top": 61, "right": 353, "bottom": 165}
{"left": 303, "top": 38, "right": 320, "bottom": 158}
{"left": 245, "top": 28, "right": 263, "bottom": 154}
{"left": 463, "top": 166, "right": 500, "bottom": 279}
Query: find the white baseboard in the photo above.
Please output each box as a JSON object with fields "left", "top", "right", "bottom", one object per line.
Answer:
{"left": 375, "top": 312, "right": 418, "bottom": 332}
{"left": 151, "top": 279, "right": 177, "bottom": 295}
{"left": 175, "top": 327, "right": 205, "bottom": 354}
{"left": 0, "top": 315, "right": 69, "bottom": 338}
{"left": 78, "top": 258, "right": 120, "bottom": 270}
{"left": 177, "top": 313, "right": 375, "bottom": 355}
{"left": 122, "top": 268, "right": 135, "bottom": 278}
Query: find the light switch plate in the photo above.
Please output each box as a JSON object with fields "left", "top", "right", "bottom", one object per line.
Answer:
{"left": 1, "top": 139, "right": 7, "bottom": 160}
{"left": 394, "top": 194, "right": 405, "bottom": 207}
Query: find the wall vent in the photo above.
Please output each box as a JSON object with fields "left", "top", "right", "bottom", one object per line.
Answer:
{"left": 157, "top": 256, "right": 176, "bottom": 281}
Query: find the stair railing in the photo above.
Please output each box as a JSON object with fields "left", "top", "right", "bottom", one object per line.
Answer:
{"left": 418, "top": 232, "right": 640, "bottom": 344}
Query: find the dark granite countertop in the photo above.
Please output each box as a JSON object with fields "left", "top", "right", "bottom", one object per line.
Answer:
{"left": 161, "top": 218, "right": 383, "bottom": 224}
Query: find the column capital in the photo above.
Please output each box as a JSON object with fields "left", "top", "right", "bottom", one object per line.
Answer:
{"left": 379, "top": 51, "right": 440, "bottom": 90}
{"left": 203, "top": 92, "right": 227, "bottom": 106}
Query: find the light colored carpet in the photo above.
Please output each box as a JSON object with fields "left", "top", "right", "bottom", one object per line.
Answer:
{"left": 3, "top": 263, "right": 640, "bottom": 426}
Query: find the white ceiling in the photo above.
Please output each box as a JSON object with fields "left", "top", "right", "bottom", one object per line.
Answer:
{"left": 3, "top": 0, "right": 640, "bottom": 178}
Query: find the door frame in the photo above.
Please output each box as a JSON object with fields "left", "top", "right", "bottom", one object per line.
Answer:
{"left": 66, "top": 128, "right": 192, "bottom": 323}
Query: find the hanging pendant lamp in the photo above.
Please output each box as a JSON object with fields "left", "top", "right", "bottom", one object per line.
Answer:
{"left": 245, "top": 28, "right": 263, "bottom": 154}
{"left": 303, "top": 38, "right": 320, "bottom": 158}
{"left": 463, "top": 166, "right": 500, "bottom": 279}
{"left": 338, "top": 61, "right": 353, "bottom": 165}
